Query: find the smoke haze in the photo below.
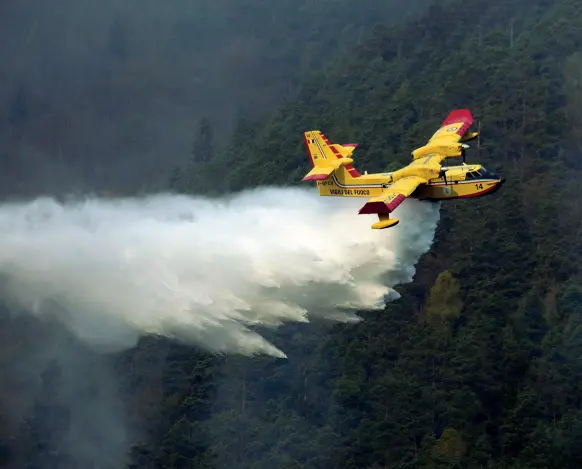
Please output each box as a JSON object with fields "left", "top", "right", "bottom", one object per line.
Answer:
{"left": 0, "top": 187, "right": 440, "bottom": 358}
{"left": 0, "top": 0, "right": 431, "bottom": 196}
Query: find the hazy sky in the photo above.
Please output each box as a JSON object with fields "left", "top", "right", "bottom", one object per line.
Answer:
{"left": 0, "top": 0, "right": 428, "bottom": 196}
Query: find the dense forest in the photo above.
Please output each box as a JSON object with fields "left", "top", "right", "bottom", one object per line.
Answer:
{"left": 2, "top": 0, "right": 582, "bottom": 468}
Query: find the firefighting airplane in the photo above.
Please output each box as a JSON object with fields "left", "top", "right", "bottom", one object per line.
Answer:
{"left": 301, "top": 109, "right": 504, "bottom": 229}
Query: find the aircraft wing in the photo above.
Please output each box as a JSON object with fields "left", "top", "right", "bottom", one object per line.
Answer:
{"left": 358, "top": 176, "right": 427, "bottom": 216}
{"left": 427, "top": 109, "right": 475, "bottom": 145}
{"left": 411, "top": 109, "right": 477, "bottom": 162}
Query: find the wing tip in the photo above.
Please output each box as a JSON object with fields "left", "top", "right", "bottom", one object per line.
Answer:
{"left": 358, "top": 194, "right": 406, "bottom": 215}
{"left": 442, "top": 109, "right": 474, "bottom": 126}
{"left": 359, "top": 201, "right": 390, "bottom": 215}
{"left": 302, "top": 174, "right": 329, "bottom": 181}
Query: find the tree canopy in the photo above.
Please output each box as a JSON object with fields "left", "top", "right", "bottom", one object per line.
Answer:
{"left": 3, "top": 0, "right": 582, "bottom": 467}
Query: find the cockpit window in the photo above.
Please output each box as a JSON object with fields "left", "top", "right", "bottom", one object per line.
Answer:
{"left": 479, "top": 166, "right": 500, "bottom": 179}
{"left": 466, "top": 168, "right": 485, "bottom": 179}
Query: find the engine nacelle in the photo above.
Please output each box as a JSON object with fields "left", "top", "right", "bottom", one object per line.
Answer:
{"left": 411, "top": 142, "right": 466, "bottom": 161}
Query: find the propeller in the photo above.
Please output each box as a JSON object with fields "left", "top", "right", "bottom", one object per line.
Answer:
{"left": 460, "top": 143, "right": 470, "bottom": 164}
{"left": 439, "top": 166, "right": 449, "bottom": 185}
{"left": 476, "top": 119, "right": 484, "bottom": 157}
{"left": 459, "top": 119, "right": 484, "bottom": 164}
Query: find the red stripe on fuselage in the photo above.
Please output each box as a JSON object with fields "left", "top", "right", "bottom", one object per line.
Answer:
{"left": 455, "top": 182, "right": 500, "bottom": 198}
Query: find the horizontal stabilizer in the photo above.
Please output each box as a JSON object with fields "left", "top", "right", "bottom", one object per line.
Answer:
{"left": 302, "top": 165, "right": 336, "bottom": 181}
{"left": 301, "top": 155, "right": 354, "bottom": 181}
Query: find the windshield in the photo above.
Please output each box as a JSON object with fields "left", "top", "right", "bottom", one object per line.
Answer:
{"left": 474, "top": 166, "right": 500, "bottom": 179}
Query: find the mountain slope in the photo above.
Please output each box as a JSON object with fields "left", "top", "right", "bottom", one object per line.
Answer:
{"left": 4, "top": 0, "right": 581, "bottom": 467}
{"left": 167, "top": 0, "right": 582, "bottom": 468}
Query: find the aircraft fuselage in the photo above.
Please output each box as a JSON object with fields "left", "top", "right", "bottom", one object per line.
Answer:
{"left": 315, "top": 164, "right": 504, "bottom": 200}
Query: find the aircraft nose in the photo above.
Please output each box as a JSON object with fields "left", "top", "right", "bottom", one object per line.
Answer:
{"left": 489, "top": 178, "right": 505, "bottom": 195}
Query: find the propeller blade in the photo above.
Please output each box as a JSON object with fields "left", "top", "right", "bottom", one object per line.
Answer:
{"left": 477, "top": 119, "right": 481, "bottom": 159}
{"left": 439, "top": 167, "right": 449, "bottom": 185}
{"left": 461, "top": 143, "right": 469, "bottom": 164}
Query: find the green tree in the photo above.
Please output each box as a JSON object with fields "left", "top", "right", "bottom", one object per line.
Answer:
{"left": 424, "top": 270, "right": 463, "bottom": 322}
{"left": 192, "top": 117, "right": 214, "bottom": 164}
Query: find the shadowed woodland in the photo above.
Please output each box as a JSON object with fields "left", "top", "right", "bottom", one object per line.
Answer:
{"left": 1, "top": 0, "right": 582, "bottom": 467}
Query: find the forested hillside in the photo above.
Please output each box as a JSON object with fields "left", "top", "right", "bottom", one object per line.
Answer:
{"left": 0, "top": 0, "right": 430, "bottom": 196}
{"left": 2, "top": 0, "right": 582, "bottom": 468}
{"left": 161, "top": 0, "right": 582, "bottom": 467}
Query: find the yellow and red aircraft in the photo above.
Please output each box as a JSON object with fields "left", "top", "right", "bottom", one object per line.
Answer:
{"left": 301, "top": 109, "right": 504, "bottom": 229}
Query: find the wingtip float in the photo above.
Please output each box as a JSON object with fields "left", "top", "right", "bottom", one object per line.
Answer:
{"left": 301, "top": 109, "right": 504, "bottom": 230}
{"left": 371, "top": 216, "right": 399, "bottom": 230}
